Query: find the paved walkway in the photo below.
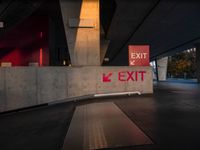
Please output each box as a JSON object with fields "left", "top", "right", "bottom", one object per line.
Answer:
{"left": 62, "top": 102, "right": 152, "bottom": 150}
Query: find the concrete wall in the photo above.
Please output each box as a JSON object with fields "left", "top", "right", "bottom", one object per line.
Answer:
{"left": 0, "top": 66, "right": 153, "bottom": 112}
{"left": 5, "top": 68, "right": 37, "bottom": 111}
{"left": 0, "top": 68, "right": 5, "bottom": 111}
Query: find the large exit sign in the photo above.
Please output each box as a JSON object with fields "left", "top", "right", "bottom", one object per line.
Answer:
{"left": 102, "top": 71, "right": 146, "bottom": 83}
{"left": 128, "top": 45, "right": 150, "bottom": 66}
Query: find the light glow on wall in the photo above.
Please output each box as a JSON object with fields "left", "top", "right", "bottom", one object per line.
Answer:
{"left": 40, "top": 31, "right": 43, "bottom": 38}
{"left": 73, "top": 0, "right": 100, "bottom": 65}
{"left": 39, "top": 48, "right": 43, "bottom": 66}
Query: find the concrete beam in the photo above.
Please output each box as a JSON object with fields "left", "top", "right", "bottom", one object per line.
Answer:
{"left": 100, "top": 25, "right": 110, "bottom": 64}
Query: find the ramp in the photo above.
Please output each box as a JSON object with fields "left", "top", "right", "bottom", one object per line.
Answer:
{"left": 62, "top": 102, "right": 153, "bottom": 150}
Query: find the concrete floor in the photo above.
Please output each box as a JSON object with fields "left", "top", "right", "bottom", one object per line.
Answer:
{"left": 114, "top": 81, "right": 200, "bottom": 150}
{"left": 0, "top": 103, "right": 75, "bottom": 150}
{"left": 63, "top": 102, "right": 153, "bottom": 150}
{"left": 0, "top": 81, "right": 200, "bottom": 150}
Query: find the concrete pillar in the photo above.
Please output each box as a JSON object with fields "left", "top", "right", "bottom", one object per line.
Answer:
{"left": 157, "top": 57, "right": 168, "bottom": 81}
{"left": 100, "top": 25, "right": 109, "bottom": 64}
{"left": 60, "top": 0, "right": 100, "bottom": 66}
{"left": 196, "top": 44, "right": 200, "bottom": 83}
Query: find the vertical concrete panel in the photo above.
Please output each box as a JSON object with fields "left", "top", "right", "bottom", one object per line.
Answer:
{"left": 96, "top": 67, "right": 127, "bottom": 94}
{"left": 5, "top": 67, "right": 37, "bottom": 111}
{"left": 80, "top": 67, "right": 97, "bottom": 95}
{"left": 67, "top": 67, "right": 83, "bottom": 97}
{"left": 157, "top": 57, "right": 168, "bottom": 81}
{"left": 96, "top": 67, "right": 153, "bottom": 94}
{"left": 126, "top": 67, "right": 153, "bottom": 94}
{"left": 0, "top": 68, "right": 6, "bottom": 112}
{"left": 196, "top": 44, "right": 200, "bottom": 83}
{"left": 37, "top": 67, "right": 68, "bottom": 103}
{"left": 67, "top": 67, "right": 97, "bottom": 98}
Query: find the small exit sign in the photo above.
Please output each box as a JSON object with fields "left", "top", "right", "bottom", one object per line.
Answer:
{"left": 128, "top": 45, "right": 150, "bottom": 66}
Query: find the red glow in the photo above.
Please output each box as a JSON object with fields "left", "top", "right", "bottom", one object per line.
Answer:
{"left": 40, "top": 48, "right": 43, "bottom": 66}
{"left": 40, "top": 32, "right": 43, "bottom": 38}
{"left": 0, "top": 16, "right": 49, "bottom": 66}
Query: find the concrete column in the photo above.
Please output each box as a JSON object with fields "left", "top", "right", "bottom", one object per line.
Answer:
{"left": 60, "top": 0, "right": 100, "bottom": 66}
{"left": 157, "top": 57, "right": 168, "bottom": 81}
{"left": 196, "top": 44, "right": 200, "bottom": 83}
{"left": 100, "top": 25, "right": 109, "bottom": 64}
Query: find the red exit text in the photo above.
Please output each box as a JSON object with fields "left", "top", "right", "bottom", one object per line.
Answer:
{"left": 103, "top": 71, "right": 147, "bottom": 83}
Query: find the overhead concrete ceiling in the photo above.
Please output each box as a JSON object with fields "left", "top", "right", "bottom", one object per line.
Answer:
{"left": 102, "top": 0, "right": 200, "bottom": 65}
{"left": 0, "top": 0, "right": 45, "bottom": 37}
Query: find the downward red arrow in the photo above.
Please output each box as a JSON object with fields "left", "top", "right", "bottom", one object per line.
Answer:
{"left": 103, "top": 73, "right": 112, "bottom": 82}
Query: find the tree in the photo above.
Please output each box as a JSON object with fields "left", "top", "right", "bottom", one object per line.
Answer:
{"left": 167, "top": 49, "right": 196, "bottom": 78}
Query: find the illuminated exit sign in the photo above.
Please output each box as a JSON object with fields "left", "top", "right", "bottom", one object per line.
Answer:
{"left": 128, "top": 45, "right": 150, "bottom": 66}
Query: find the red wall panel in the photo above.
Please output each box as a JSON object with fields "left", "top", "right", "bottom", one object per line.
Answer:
{"left": 0, "top": 15, "right": 49, "bottom": 66}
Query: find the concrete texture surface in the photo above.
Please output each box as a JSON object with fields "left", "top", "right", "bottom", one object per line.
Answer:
{"left": 157, "top": 57, "right": 168, "bottom": 81}
{"left": 80, "top": 67, "right": 97, "bottom": 95}
{"left": 0, "top": 69, "right": 5, "bottom": 111}
{"left": 5, "top": 67, "right": 37, "bottom": 111}
{"left": 97, "top": 67, "right": 126, "bottom": 94}
{"left": 37, "top": 67, "right": 68, "bottom": 103}
{"left": 60, "top": 0, "right": 100, "bottom": 66}
{"left": 0, "top": 66, "right": 153, "bottom": 112}
{"left": 67, "top": 67, "right": 84, "bottom": 97}
{"left": 96, "top": 66, "right": 153, "bottom": 94}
